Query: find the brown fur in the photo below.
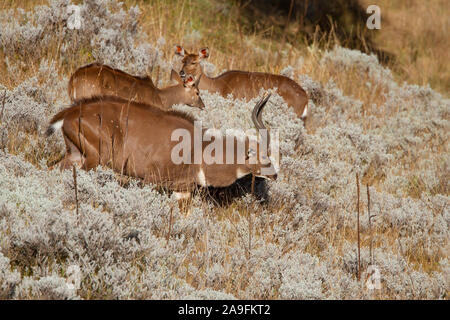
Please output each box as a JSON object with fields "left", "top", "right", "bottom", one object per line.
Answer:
{"left": 47, "top": 95, "right": 277, "bottom": 195}
{"left": 68, "top": 63, "right": 204, "bottom": 110}
{"left": 176, "top": 47, "right": 309, "bottom": 119}
{"left": 51, "top": 96, "right": 198, "bottom": 125}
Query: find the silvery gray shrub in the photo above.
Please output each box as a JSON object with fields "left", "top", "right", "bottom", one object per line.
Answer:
{"left": 0, "top": 1, "right": 448, "bottom": 300}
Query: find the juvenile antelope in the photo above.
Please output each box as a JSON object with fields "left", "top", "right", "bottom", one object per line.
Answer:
{"left": 174, "top": 46, "right": 309, "bottom": 119}
{"left": 68, "top": 63, "right": 204, "bottom": 110}
{"left": 46, "top": 94, "right": 277, "bottom": 200}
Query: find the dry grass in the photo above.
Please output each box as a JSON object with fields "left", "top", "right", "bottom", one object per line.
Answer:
{"left": 0, "top": 0, "right": 448, "bottom": 300}
{"left": 359, "top": 0, "right": 450, "bottom": 93}
{"left": 2, "top": 0, "right": 447, "bottom": 94}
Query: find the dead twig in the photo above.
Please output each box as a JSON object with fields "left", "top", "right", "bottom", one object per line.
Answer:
{"left": 356, "top": 173, "right": 361, "bottom": 281}
{"left": 72, "top": 165, "right": 79, "bottom": 224}
{"left": 0, "top": 91, "right": 7, "bottom": 151}
{"left": 166, "top": 205, "right": 173, "bottom": 243}
{"left": 367, "top": 184, "right": 374, "bottom": 265}
{"left": 0, "top": 90, "right": 6, "bottom": 123}
{"left": 247, "top": 173, "right": 255, "bottom": 259}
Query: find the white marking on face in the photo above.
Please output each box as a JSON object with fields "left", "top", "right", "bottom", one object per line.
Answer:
{"left": 73, "top": 87, "right": 77, "bottom": 100}
{"left": 197, "top": 168, "right": 207, "bottom": 186}
{"left": 174, "top": 192, "right": 190, "bottom": 200}
{"left": 236, "top": 167, "right": 249, "bottom": 179}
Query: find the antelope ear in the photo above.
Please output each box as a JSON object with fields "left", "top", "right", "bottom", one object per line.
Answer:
{"left": 171, "top": 69, "right": 183, "bottom": 84}
{"left": 174, "top": 45, "right": 185, "bottom": 57}
{"left": 183, "top": 74, "right": 196, "bottom": 88}
{"left": 199, "top": 47, "right": 209, "bottom": 59}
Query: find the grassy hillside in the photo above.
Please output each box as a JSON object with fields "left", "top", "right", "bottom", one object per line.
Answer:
{"left": 0, "top": 0, "right": 448, "bottom": 299}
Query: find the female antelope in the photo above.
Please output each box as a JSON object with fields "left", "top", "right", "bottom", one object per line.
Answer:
{"left": 69, "top": 63, "right": 205, "bottom": 110}
{"left": 174, "top": 46, "right": 308, "bottom": 119}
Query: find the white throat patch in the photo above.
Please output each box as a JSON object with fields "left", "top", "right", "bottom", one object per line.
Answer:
{"left": 197, "top": 168, "right": 207, "bottom": 186}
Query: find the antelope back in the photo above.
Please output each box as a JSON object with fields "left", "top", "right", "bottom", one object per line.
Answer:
{"left": 47, "top": 95, "right": 277, "bottom": 192}
{"left": 68, "top": 63, "right": 163, "bottom": 107}
{"left": 174, "top": 45, "right": 308, "bottom": 119}
{"left": 49, "top": 97, "right": 200, "bottom": 189}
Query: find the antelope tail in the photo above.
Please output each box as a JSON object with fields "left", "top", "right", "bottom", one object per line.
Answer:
{"left": 46, "top": 107, "right": 71, "bottom": 137}
{"left": 301, "top": 102, "right": 308, "bottom": 120}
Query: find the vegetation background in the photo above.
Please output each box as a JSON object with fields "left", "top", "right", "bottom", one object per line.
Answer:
{"left": 0, "top": 0, "right": 448, "bottom": 299}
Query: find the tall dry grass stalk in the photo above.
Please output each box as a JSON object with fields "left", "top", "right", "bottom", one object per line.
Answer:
{"left": 72, "top": 165, "right": 79, "bottom": 223}
{"left": 167, "top": 206, "right": 173, "bottom": 243}
{"left": 356, "top": 172, "right": 361, "bottom": 282}
{"left": 248, "top": 173, "right": 256, "bottom": 259}
{"left": 367, "top": 184, "right": 374, "bottom": 265}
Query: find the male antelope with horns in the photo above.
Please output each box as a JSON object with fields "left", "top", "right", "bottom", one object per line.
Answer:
{"left": 46, "top": 94, "right": 277, "bottom": 200}
{"left": 68, "top": 63, "right": 205, "bottom": 110}
{"left": 174, "top": 45, "right": 309, "bottom": 119}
